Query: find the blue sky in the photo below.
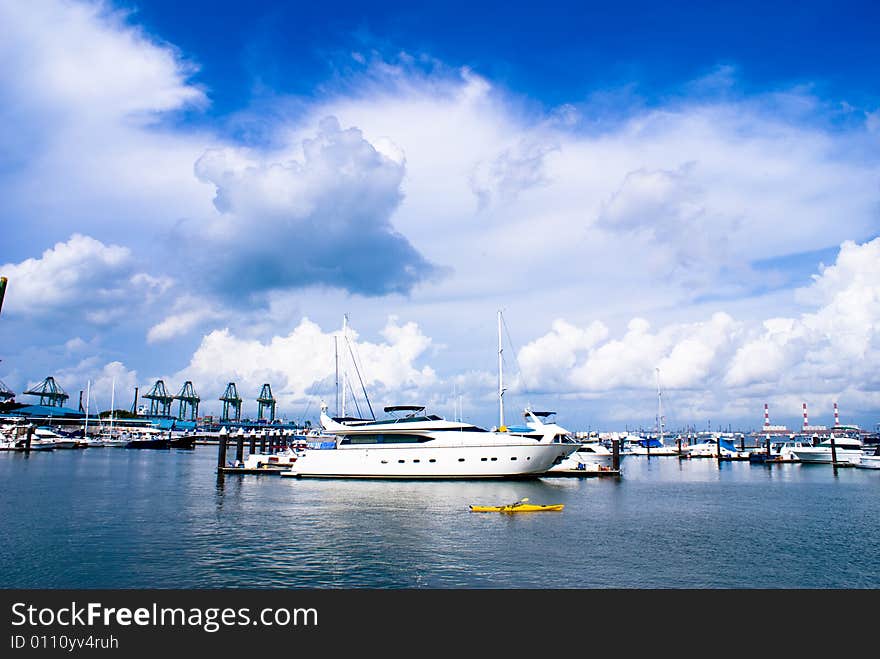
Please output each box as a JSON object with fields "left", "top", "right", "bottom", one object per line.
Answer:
{"left": 126, "top": 0, "right": 880, "bottom": 114}
{"left": 0, "top": 0, "right": 879, "bottom": 431}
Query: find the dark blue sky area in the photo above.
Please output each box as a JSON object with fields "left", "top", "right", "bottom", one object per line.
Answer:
{"left": 124, "top": 0, "right": 880, "bottom": 115}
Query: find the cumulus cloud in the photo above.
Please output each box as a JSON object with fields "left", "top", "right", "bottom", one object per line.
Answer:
{"left": 516, "top": 238, "right": 880, "bottom": 425}
{"left": 189, "top": 116, "right": 440, "bottom": 299}
{"left": 0, "top": 234, "right": 167, "bottom": 323}
{"left": 172, "top": 316, "right": 438, "bottom": 415}
{"left": 40, "top": 358, "right": 139, "bottom": 412}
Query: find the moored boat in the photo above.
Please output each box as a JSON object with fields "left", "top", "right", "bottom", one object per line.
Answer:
{"left": 282, "top": 312, "right": 577, "bottom": 480}
{"left": 283, "top": 403, "right": 577, "bottom": 479}
{"left": 789, "top": 434, "right": 864, "bottom": 464}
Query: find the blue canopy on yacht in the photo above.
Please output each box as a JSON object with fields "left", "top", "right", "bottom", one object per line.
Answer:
{"left": 719, "top": 438, "right": 737, "bottom": 452}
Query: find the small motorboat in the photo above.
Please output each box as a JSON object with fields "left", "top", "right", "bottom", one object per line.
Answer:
{"left": 124, "top": 431, "right": 170, "bottom": 449}
{"left": 469, "top": 498, "right": 564, "bottom": 513}
{"left": 168, "top": 434, "right": 196, "bottom": 449}
{"left": 856, "top": 446, "right": 880, "bottom": 469}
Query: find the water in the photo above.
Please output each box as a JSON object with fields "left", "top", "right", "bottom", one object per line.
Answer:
{"left": 1, "top": 448, "right": 878, "bottom": 588}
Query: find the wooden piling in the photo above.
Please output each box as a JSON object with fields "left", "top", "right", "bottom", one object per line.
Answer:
{"left": 235, "top": 434, "right": 244, "bottom": 465}
{"left": 260, "top": 435, "right": 266, "bottom": 454}
{"left": 612, "top": 439, "right": 620, "bottom": 471}
{"left": 830, "top": 434, "right": 838, "bottom": 474}
{"left": 249, "top": 435, "right": 256, "bottom": 455}
{"left": 765, "top": 436, "right": 771, "bottom": 458}
{"left": 217, "top": 434, "right": 228, "bottom": 471}
{"left": 25, "top": 424, "right": 34, "bottom": 453}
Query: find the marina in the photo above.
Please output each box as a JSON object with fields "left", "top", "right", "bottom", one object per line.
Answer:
{"left": 1, "top": 444, "right": 878, "bottom": 589}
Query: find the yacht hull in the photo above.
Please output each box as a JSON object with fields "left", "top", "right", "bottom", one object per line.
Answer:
{"left": 283, "top": 442, "right": 574, "bottom": 479}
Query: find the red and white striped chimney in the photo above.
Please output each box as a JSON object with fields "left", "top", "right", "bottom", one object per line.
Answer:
{"left": 802, "top": 402, "right": 808, "bottom": 430}
{"left": 834, "top": 402, "right": 839, "bottom": 427}
{"left": 764, "top": 403, "right": 770, "bottom": 428}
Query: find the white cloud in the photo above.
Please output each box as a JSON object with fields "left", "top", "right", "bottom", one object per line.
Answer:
{"left": 146, "top": 296, "right": 225, "bottom": 343}
{"left": 0, "top": 0, "right": 205, "bottom": 119}
{"left": 189, "top": 116, "right": 438, "bottom": 298}
{"left": 0, "top": 0, "right": 215, "bottom": 253}
{"left": 48, "top": 358, "right": 139, "bottom": 412}
{"left": 516, "top": 238, "right": 880, "bottom": 425}
{"left": 0, "top": 234, "right": 163, "bottom": 322}
{"left": 173, "top": 316, "right": 438, "bottom": 414}
{"left": 518, "top": 319, "right": 608, "bottom": 389}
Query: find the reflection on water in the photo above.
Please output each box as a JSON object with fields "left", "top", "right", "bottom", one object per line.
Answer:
{"left": 1, "top": 448, "right": 878, "bottom": 588}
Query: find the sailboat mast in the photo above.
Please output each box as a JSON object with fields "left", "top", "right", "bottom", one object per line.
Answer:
{"left": 334, "top": 336, "right": 339, "bottom": 417}
{"left": 656, "top": 367, "right": 663, "bottom": 445}
{"left": 110, "top": 377, "right": 115, "bottom": 437}
{"left": 341, "top": 315, "right": 347, "bottom": 418}
{"left": 498, "top": 310, "right": 505, "bottom": 429}
{"left": 84, "top": 380, "right": 90, "bottom": 439}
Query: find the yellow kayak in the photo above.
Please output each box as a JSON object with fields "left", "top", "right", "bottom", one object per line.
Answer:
{"left": 469, "top": 503, "right": 564, "bottom": 513}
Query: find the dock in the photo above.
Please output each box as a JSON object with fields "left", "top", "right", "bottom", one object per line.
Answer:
{"left": 543, "top": 468, "right": 621, "bottom": 478}
{"left": 217, "top": 466, "right": 288, "bottom": 475}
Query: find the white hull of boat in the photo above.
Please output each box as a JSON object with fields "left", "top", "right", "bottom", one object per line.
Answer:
{"left": 790, "top": 447, "right": 863, "bottom": 464}
{"left": 283, "top": 441, "right": 574, "bottom": 479}
{"left": 243, "top": 450, "right": 298, "bottom": 469}
{"left": 856, "top": 454, "right": 880, "bottom": 469}
{"left": 549, "top": 446, "right": 614, "bottom": 470}
{"left": 26, "top": 440, "right": 57, "bottom": 450}
{"left": 51, "top": 440, "right": 81, "bottom": 449}
{"left": 622, "top": 447, "right": 680, "bottom": 456}
{"left": 683, "top": 447, "right": 740, "bottom": 458}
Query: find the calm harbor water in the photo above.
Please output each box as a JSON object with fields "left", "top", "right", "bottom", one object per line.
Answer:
{"left": 1, "top": 447, "right": 878, "bottom": 589}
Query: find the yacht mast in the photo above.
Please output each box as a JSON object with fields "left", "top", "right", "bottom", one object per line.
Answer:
{"left": 341, "top": 315, "right": 347, "bottom": 418}
{"left": 498, "top": 310, "right": 505, "bottom": 429}
{"left": 334, "top": 336, "right": 339, "bottom": 417}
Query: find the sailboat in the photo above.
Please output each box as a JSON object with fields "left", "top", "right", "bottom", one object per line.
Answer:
{"left": 622, "top": 368, "right": 679, "bottom": 456}
{"left": 101, "top": 378, "right": 128, "bottom": 447}
{"left": 282, "top": 313, "right": 577, "bottom": 479}
{"left": 79, "top": 380, "right": 104, "bottom": 447}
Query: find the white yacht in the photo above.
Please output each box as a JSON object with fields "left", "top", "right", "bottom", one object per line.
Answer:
{"left": 34, "top": 426, "right": 78, "bottom": 449}
{"left": 855, "top": 446, "right": 880, "bottom": 469}
{"left": 281, "top": 404, "right": 577, "bottom": 479}
{"left": 552, "top": 442, "right": 615, "bottom": 470}
{"left": 789, "top": 434, "right": 864, "bottom": 464}
{"left": 517, "top": 410, "right": 615, "bottom": 472}
{"left": 621, "top": 436, "right": 680, "bottom": 456}
{"left": 770, "top": 438, "right": 812, "bottom": 461}
{"left": 682, "top": 436, "right": 740, "bottom": 458}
